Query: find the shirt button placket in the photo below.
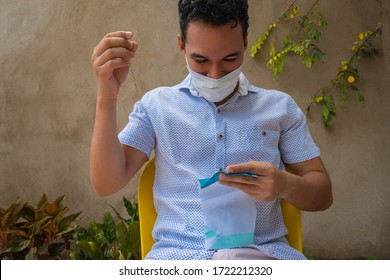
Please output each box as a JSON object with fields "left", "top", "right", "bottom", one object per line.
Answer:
{"left": 215, "top": 107, "right": 225, "bottom": 172}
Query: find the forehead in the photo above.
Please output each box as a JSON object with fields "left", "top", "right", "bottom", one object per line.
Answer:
{"left": 185, "top": 21, "right": 245, "bottom": 57}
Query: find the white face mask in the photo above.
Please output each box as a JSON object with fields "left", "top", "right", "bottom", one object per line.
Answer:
{"left": 187, "top": 63, "right": 242, "bottom": 103}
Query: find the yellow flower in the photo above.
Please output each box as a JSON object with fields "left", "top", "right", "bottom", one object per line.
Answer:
{"left": 269, "top": 23, "right": 277, "bottom": 30}
{"left": 314, "top": 96, "right": 323, "bottom": 103}
{"left": 357, "top": 33, "right": 364, "bottom": 40}
{"left": 347, "top": 76, "right": 355, "bottom": 83}
{"left": 290, "top": 13, "right": 295, "bottom": 19}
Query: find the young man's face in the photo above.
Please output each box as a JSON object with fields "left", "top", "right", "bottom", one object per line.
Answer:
{"left": 178, "top": 21, "right": 247, "bottom": 79}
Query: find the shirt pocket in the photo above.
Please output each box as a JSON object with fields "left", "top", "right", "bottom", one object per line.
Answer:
{"left": 241, "top": 127, "right": 281, "bottom": 162}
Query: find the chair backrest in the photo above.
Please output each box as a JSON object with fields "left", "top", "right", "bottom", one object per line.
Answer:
{"left": 138, "top": 158, "right": 302, "bottom": 259}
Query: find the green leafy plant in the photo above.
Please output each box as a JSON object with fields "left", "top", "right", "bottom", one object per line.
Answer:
{"left": 70, "top": 197, "right": 140, "bottom": 260}
{"left": 0, "top": 194, "right": 81, "bottom": 260}
{"left": 251, "top": 0, "right": 326, "bottom": 78}
{"left": 251, "top": 0, "right": 383, "bottom": 127}
{"left": 307, "top": 26, "right": 383, "bottom": 126}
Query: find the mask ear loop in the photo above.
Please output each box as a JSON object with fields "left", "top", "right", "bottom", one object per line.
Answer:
{"left": 129, "top": 31, "right": 141, "bottom": 100}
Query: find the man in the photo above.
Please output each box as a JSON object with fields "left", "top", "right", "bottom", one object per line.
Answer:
{"left": 90, "top": 0, "right": 332, "bottom": 260}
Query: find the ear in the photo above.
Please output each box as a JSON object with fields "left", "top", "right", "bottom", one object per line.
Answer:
{"left": 177, "top": 34, "right": 185, "bottom": 54}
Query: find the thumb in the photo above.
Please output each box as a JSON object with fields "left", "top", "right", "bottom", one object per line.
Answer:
{"left": 130, "top": 41, "right": 139, "bottom": 52}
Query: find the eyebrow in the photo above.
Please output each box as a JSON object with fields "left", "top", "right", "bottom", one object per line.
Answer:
{"left": 190, "top": 51, "right": 242, "bottom": 60}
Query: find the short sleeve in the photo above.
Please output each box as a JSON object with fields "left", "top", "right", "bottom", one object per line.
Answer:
{"left": 118, "top": 99, "right": 156, "bottom": 158}
{"left": 279, "top": 97, "right": 320, "bottom": 164}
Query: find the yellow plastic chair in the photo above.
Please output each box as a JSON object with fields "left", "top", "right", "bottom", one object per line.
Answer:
{"left": 138, "top": 158, "right": 302, "bottom": 259}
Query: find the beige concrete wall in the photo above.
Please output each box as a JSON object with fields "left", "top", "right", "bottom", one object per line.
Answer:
{"left": 1, "top": 0, "right": 389, "bottom": 259}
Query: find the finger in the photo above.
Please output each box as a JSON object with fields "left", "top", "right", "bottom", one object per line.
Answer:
{"left": 219, "top": 180, "right": 275, "bottom": 202}
{"left": 93, "top": 49, "right": 134, "bottom": 76}
{"left": 226, "top": 161, "right": 272, "bottom": 175}
{"left": 94, "top": 47, "right": 133, "bottom": 66}
{"left": 130, "top": 41, "right": 139, "bottom": 52}
{"left": 92, "top": 36, "right": 134, "bottom": 60}
{"left": 93, "top": 38, "right": 132, "bottom": 60}
{"left": 94, "top": 58, "right": 130, "bottom": 80}
{"left": 104, "top": 31, "right": 134, "bottom": 40}
{"left": 219, "top": 179, "right": 258, "bottom": 194}
{"left": 219, "top": 173, "right": 258, "bottom": 185}
{"left": 94, "top": 49, "right": 132, "bottom": 69}
{"left": 225, "top": 161, "right": 258, "bottom": 174}
{"left": 106, "top": 31, "right": 138, "bottom": 51}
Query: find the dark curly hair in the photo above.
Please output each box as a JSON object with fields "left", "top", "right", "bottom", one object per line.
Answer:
{"left": 178, "top": 0, "right": 249, "bottom": 44}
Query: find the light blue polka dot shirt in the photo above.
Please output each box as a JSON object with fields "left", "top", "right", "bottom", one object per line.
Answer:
{"left": 118, "top": 73, "right": 320, "bottom": 260}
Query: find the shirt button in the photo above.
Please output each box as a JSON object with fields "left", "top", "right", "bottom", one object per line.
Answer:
{"left": 217, "top": 108, "right": 221, "bottom": 113}
{"left": 218, "top": 167, "right": 223, "bottom": 172}
{"left": 218, "top": 133, "right": 223, "bottom": 140}
{"left": 262, "top": 131, "right": 267, "bottom": 136}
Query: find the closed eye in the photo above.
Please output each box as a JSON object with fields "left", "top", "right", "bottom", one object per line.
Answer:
{"left": 223, "top": 52, "right": 241, "bottom": 62}
{"left": 190, "top": 53, "right": 208, "bottom": 64}
{"left": 223, "top": 56, "right": 238, "bottom": 62}
{"left": 194, "top": 58, "right": 208, "bottom": 64}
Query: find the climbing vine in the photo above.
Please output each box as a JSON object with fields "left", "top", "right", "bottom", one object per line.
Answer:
{"left": 307, "top": 26, "right": 383, "bottom": 126}
{"left": 251, "top": 0, "right": 383, "bottom": 127}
